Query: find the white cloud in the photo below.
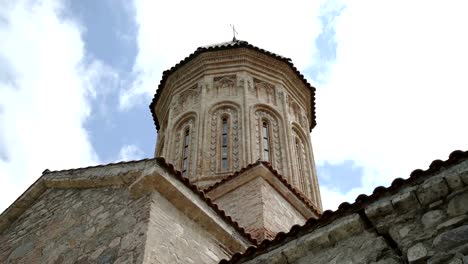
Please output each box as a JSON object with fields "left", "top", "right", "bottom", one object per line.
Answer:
{"left": 315, "top": 0, "right": 468, "bottom": 210}
{"left": 120, "top": 0, "right": 326, "bottom": 109}
{"left": 0, "top": 0, "right": 109, "bottom": 211}
{"left": 118, "top": 144, "right": 144, "bottom": 161}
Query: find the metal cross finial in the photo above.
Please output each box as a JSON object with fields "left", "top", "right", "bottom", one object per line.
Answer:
{"left": 230, "top": 24, "right": 238, "bottom": 41}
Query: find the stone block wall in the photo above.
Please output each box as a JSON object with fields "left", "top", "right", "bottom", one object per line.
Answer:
{"left": 239, "top": 159, "right": 468, "bottom": 264}
{"left": 0, "top": 187, "right": 150, "bottom": 263}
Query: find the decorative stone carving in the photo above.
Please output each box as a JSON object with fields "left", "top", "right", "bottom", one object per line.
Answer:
{"left": 213, "top": 75, "right": 237, "bottom": 97}
{"left": 171, "top": 96, "right": 181, "bottom": 117}
{"left": 254, "top": 79, "right": 276, "bottom": 105}
{"left": 288, "top": 99, "right": 309, "bottom": 129}
{"left": 209, "top": 106, "right": 240, "bottom": 175}
{"left": 171, "top": 85, "right": 200, "bottom": 118}
{"left": 180, "top": 85, "right": 199, "bottom": 106}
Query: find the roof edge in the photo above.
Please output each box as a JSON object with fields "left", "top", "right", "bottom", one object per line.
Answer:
{"left": 205, "top": 161, "right": 321, "bottom": 216}
{"left": 0, "top": 158, "right": 257, "bottom": 245}
{"left": 149, "top": 40, "right": 317, "bottom": 132}
{"left": 220, "top": 149, "right": 468, "bottom": 263}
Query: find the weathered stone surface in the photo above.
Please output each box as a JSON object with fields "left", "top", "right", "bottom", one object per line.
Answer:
{"left": 0, "top": 187, "right": 150, "bottom": 264}
{"left": 459, "top": 171, "right": 468, "bottom": 185}
{"left": 437, "top": 215, "right": 467, "bottom": 231}
{"left": 416, "top": 177, "right": 449, "bottom": 206}
{"left": 422, "top": 210, "right": 446, "bottom": 228}
{"left": 371, "top": 258, "right": 401, "bottom": 264}
{"left": 407, "top": 243, "right": 428, "bottom": 263}
{"left": 392, "top": 191, "right": 420, "bottom": 212}
{"left": 447, "top": 192, "right": 468, "bottom": 216}
{"left": 445, "top": 174, "right": 464, "bottom": 190}
{"left": 427, "top": 252, "right": 454, "bottom": 264}
{"left": 238, "top": 161, "right": 468, "bottom": 264}
{"left": 433, "top": 225, "right": 468, "bottom": 251}
{"left": 366, "top": 199, "right": 394, "bottom": 219}
{"left": 448, "top": 258, "right": 463, "bottom": 264}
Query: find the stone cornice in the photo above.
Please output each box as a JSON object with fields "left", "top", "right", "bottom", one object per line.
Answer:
{"left": 150, "top": 40, "right": 316, "bottom": 132}
{"left": 154, "top": 50, "right": 313, "bottom": 132}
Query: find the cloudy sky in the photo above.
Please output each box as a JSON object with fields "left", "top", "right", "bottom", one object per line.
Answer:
{"left": 1, "top": 0, "right": 467, "bottom": 212}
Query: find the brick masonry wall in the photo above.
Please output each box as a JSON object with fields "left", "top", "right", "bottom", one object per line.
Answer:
{"left": 143, "top": 191, "right": 233, "bottom": 263}
{"left": 214, "top": 177, "right": 305, "bottom": 241}
{"left": 241, "top": 159, "right": 468, "bottom": 264}
{"left": 215, "top": 177, "right": 265, "bottom": 236}
{"left": 0, "top": 187, "right": 150, "bottom": 264}
{"left": 261, "top": 179, "right": 305, "bottom": 237}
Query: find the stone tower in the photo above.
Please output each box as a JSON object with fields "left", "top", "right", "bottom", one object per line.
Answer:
{"left": 150, "top": 40, "right": 322, "bottom": 240}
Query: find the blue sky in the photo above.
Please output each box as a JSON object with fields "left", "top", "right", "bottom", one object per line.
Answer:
{"left": 1, "top": 0, "right": 468, "bottom": 211}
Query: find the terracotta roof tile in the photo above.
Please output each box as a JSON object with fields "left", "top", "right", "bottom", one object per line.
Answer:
{"left": 219, "top": 149, "right": 468, "bottom": 264}
{"left": 149, "top": 40, "right": 317, "bottom": 132}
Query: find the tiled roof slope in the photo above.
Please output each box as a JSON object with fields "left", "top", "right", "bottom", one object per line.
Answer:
{"left": 0, "top": 158, "right": 257, "bottom": 245}
{"left": 220, "top": 149, "right": 468, "bottom": 263}
{"left": 149, "top": 40, "right": 317, "bottom": 131}
{"left": 205, "top": 160, "right": 321, "bottom": 216}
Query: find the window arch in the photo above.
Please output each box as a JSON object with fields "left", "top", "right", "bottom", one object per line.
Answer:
{"left": 292, "top": 125, "right": 315, "bottom": 199}
{"left": 253, "top": 106, "right": 283, "bottom": 173}
{"left": 295, "top": 137, "right": 306, "bottom": 194}
{"left": 209, "top": 103, "right": 241, "bottom": 175}
{"left": 171, "top": 112, "right": 197, "bottom": 177}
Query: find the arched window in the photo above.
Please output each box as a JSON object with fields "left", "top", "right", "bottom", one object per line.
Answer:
{"left": 295, "top": 138, "right": 305, "bottom": 192}
{"left": 182, "top": 128, "right": 190, "bottom": 176}
{"left": 221, "top": 117, "right": 229, "bottom": 171}
{"left": 262, "top": 121, "right": 270, "bottom": 161}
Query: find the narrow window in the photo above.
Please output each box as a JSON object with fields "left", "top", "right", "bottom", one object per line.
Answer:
{"left": 262, "top": 121, "right": 270, "bottom": 161}
{"left": 182, "top": 128, "right": 190, "bottom": 176}
{"left": 221, "top": 117, "right": 228, "bottom": 171}
{"left": 295, "top": 138, "right": 305, "bottom": 192}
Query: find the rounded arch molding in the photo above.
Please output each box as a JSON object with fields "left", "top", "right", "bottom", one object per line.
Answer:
{"left": 207, "top": 101, "right": 242, "bottom": 175}
{"left": 251, "top": 104, "right": 286, "bottom": 174}
{"left": 169, "top": 111, "right": 198, "bottom": 178}
{"left": 291, "top": 121, "right": 321, "bottom": 207}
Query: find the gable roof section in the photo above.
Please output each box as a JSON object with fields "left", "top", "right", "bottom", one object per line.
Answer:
{"left": 205, "top": 160, "right": 321, "bottom": 216}
{"left": 220, "top": 149, "right": 468, "bottom": 263}
{"left": 149, "top": 40, "right": 317, "bottom": 131}
{"left": 0, "top": 158, "right": 256, "bottom": 245}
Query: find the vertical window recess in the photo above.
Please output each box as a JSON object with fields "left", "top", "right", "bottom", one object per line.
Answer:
{"left": 295, "top": 138, "right": 305, "bottom": 193}
{"left": 221, "top": 117, "right": 228, "bottom": 171}
{"left": 182, "top": 128, "right": 190, "bottom": 176}
{"left": 262, "top": 121, "right": 270, "bottom": 161}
